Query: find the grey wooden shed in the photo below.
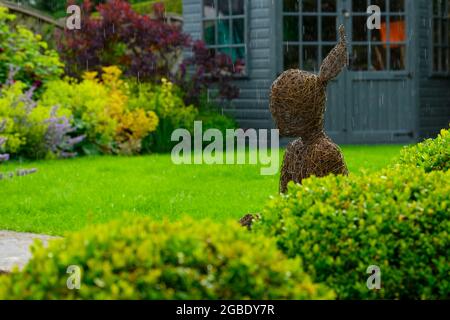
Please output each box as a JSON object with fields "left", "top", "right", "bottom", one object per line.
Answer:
{"left": 183, "top": 0, "right": 450, "bottom": 144}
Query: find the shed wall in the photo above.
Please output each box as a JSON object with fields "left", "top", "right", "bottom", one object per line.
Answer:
{"left": 417, "top": 0, "right": 450, "bottom": 139}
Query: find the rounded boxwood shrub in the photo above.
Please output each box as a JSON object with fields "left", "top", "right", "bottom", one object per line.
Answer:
{"left": 254, "top": 166, "right": 450, "bottom": 299}
{"left": 0, "top": 218, "right": 334, "bottom": 300}
{"left": 397, "top": 127, "right": 449, "bottom": 172}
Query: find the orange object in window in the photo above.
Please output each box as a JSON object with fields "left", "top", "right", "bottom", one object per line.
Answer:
{"left": 380, "top": 21, "right": 406, "bottom": 48}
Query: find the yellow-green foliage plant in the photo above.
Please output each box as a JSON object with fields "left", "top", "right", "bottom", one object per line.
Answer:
{"left": 0, "top": 7, "right": 63, "bottom": 89}
{"left": 128, "top": 78, "right": 198, "bottom": 152}
{"left": 40, "top": 66, "right": 159, "bottom": 155}
{"left": 145, "top": 78, "right": 197, "bottom": 129}
{"left": 397, "top": 127, "right": 450, "bottom": 172}
{"left": 0, "top": 218, "right": 334, "bottom": 300}
{"left": 0, "top": 81, "right": 72, "bottom": 158}
{"left": 254, "top": 166, "right": 450, "bottom": 299}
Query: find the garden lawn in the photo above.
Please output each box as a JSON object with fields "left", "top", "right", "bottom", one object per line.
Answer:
{"left": 0, "top": 145, "right": 402, "bottom": 235}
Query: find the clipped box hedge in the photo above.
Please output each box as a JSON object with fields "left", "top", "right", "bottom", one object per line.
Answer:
{"left": 254, "top": 166, "right": 450, "bottom": 299}
{"left": 0, "top": 218, "right": 334, "bottom": 300}
{"left": 397, "top": 127, "right": 449, "bottom": 172}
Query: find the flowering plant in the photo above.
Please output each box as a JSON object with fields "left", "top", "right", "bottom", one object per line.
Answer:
{"left": 0, "top": 79, "right": 83, "bottom": 159}
{"left": 0, "top": 120, "right": 9, "bottom": 163}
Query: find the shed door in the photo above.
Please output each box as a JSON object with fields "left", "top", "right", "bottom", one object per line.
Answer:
{"left": 280, "top": 0, "right": 416, "bottom": 144}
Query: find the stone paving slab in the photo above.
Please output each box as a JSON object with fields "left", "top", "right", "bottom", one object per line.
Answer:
{"left": 0, "top": 231, "right": 59, "bottom": 273}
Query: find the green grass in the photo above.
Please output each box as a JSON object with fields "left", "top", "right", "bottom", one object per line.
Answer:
{"left": 0, "top": 145, "right": 403, "bottom": 235}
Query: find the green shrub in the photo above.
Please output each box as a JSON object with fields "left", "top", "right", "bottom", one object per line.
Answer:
{"left": 196, "top": 96, "right": 237, "bottom": 135}
{"left": 254, "top": 166, "right": 450, "bottom": 299}
{"left": 129, "top": 79, "right": 198, "bottom": 152}
{"left": 0, "top": 81, "right": 81, "bottom": 159}
{"left": 40, "top": 67, "right": 159, "bottom": 155}
{"left": 397, "top": 127, "right": 450, "bottom": 172}
{"left": 0, "top": 218, "right": 334, "bottom": 300}
{"left": 136, "top": 85, "right": 237, "bottom": 152}
{"left": 0, "top": 7, "right": 63, "bottom": 89}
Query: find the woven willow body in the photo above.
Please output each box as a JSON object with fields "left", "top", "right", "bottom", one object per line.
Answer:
{"left": 270, "top": 25, "right": 349, "bottom": 193}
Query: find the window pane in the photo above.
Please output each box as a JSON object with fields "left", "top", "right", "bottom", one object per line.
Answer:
{"left": 433, "top": 47, "right": 440, "bottom": 71}
{"left": 448, "top": 49, "right": 450, "bottom": 72}
{"left": 284, "top": 16, "right": 299, "bottom": 41}
{"left": 218, "top": 0, "right": 230, "bottom": 16}
{"left": 389, "top": 0, "right": 404, "bottom": 12}
{"left": 284, "top": 45, "right": 299, "bottom": 69}
{"left": 448, "top": 21, "right": 450, "bottom": 45}
{"left": 303, "top": 16, "right": 318, "bottom": 41}
{"left": 322, "top": 45, "right": 334, "bottom": 61}
{"left": 322, "top": 16, "right": 336, "bottom": 41}
{"left": 218, "top": 47, "right": 231, "bottom": 57}
{"left": 433, "top": 0, "right": 439, "bottom": 15}
{"left": 353, "top": 16, "right": 367, "bottom": 41}
{"left": 203, "top": 0, "right": 216, "bottom": 18}
{"left": 203, "top": 20, "right": 216, "bottom": 45}
{"left": 321, "top": 0, "right": 337, "bottom": 12}
{"left": 232, "top": 19, "right": 244, "bottom": 44}
{"left": 372, "top": 16, "right": 387, "bottom": 41}
{"left": 353, "top": 0, "right": 368, "bottom": 12}
{"left": 389, "top": 16, "right": 406, "bottom": 44}
{"left": 370, "top": 0, "right": 386, "bottom": 12}
{"left": 391, "top": 46, "right": 406, "bottom": 70}
{"left": 302, "top": 0, "right": 317, "bottom": 12}
{"left": 217, "top": 19, "right": 230, "bottom": 44}
{"left": 442, "top": 19, "right": 448, "bottom": 44}
{"left": 303, "top": 46, "right": 319, "bottom": 71}
{"left": 434, "top": 18, "right": 441, "bottom": 44}
{"left": 232, "top": 0, "right": 244, "bottom": 15}
{"left": 447, "top": 21, "right": 450, "bottom": 45}
{"left": 351, "top": 45, "right": 368, "bottom": 70}
{"left": 371, "top": 45, "right": 386, "bottom": 70}
{"left": 442, "top": 48, "right": 449, "bottom": 71}
{"left": 283, "top": 0, "right": 299, "bottom": 12}
{"left": 232, "top": 47, "right": 246, "bottom": 62}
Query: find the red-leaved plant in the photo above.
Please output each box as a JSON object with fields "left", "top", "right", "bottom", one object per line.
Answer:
{"left": 57, "top": 0, "right": 240, "bottom": 104}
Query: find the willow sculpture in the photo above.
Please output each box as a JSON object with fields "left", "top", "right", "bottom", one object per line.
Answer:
{"left": 271, "top": 25, "right": 349, "bottom": 193}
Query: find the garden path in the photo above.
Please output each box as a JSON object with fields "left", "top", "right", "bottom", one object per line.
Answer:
{"left": 0, "top": 231, "right": 58, "bottom": 273}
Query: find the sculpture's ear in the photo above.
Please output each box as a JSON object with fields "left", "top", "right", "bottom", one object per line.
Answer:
{"left": 319, "top": 25, "right": 348, "bottom": 83}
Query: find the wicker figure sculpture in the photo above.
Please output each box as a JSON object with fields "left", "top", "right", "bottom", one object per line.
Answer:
{"left": 271, "top": 25, "right": 349, "bottom": 193}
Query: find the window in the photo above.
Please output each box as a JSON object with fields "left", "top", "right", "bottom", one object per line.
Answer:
{"left": 202, "top": 0, "right": 247, "bottom": 75}
{"left": 283, "top": 0, "right": 339, "bottom": 71}
{"left": 432, "top": 0, "right": 450, "bottom": 74}
{"left": 350, "top": 0, "right": 407, "bottom": 71}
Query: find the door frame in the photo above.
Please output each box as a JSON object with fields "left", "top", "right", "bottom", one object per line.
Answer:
{"left": 342, "top": 0, "right": 417, "bottom": 143}
{"left": 274, "top": 0, "right": 418, "bottom": 144}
